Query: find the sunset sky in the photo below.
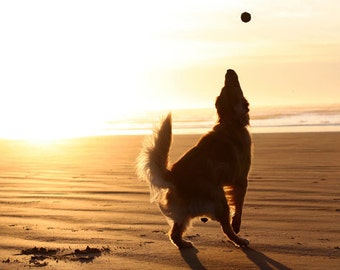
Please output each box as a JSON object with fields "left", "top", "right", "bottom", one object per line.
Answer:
{"left": 0, "top": 1, "right": 339, "bottom": 139}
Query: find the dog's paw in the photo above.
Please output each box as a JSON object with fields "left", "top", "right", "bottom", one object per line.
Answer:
{"left": 234, "top": 237, "right": 249, "bottom": 247}
{"left": 228, "top": 237, "right": 249, "bottom": 248}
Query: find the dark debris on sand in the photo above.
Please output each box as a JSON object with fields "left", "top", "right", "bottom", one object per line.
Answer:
{"left": 72, "top": 246, "right": 105, "bottom": 263}
{"left": 13, "top": 245, "right": 111, "bottom": 267}
{"left": 21, "top": 246, "right": 59, "bottom": 256}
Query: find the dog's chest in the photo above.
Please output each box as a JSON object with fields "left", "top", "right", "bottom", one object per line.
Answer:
{"left": 212, "top": 132, "right": 251, "bottom": 184}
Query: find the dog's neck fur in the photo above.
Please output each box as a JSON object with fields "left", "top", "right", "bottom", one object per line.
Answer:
{"left": 212, "top": 121, "right": 251, "bottom": 146}
{"left": 215, "top": 96, "right": 250, "bottom": 131}
{"left": 216, "top": 113, "right": 249, "bottom": 129}
{"left": 214, "top": 91, "right": 251, "bottom": 147}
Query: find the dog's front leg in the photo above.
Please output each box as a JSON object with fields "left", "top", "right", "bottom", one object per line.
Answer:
{"left": 216, "top": 194, "right": 249, "bottom": 247}
{"left": 225, "top": 182, "right": 247, "bottom": 234}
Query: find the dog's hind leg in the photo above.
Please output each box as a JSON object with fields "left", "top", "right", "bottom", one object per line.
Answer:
{"left": 169, "top": 220, "right": 193, "bottom": 249}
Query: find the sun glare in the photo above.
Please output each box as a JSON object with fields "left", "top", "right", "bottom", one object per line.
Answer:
{"left": 0, "top": 88, "right": 152, "bottom": 141}
{"left": 1, "top": 1, "right": 339, "bottom": 141}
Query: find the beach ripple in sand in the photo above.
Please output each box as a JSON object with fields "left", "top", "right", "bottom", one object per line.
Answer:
{"left": 0, "top": 134, "right": 339, "bottom": 269}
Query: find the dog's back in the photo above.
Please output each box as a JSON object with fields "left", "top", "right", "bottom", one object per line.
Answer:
{"left": 170, "top": 124, "right": 251, "bottom": 192}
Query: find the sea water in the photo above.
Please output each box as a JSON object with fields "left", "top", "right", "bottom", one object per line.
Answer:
{"left": 103, "top": 106, "right": 340, "bottom": 135}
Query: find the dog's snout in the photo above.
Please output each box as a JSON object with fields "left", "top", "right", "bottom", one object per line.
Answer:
{"left": 244, "top": 103, "right": 249, "bottom": 112}
{"left": 241, "top": 100, "right": 249, "bottom": 113}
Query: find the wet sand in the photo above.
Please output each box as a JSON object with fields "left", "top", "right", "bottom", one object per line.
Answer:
{"left": 0, "top": 132, "right": 339, "bottom": 269}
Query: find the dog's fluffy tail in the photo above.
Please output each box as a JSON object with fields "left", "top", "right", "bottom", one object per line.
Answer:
{"left": 136, "top": 113, "right": 173, "bottom": 203}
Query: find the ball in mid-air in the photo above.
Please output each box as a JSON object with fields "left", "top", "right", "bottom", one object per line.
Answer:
{"left": 241, "top": 12, "right": 251, "bottom": 23}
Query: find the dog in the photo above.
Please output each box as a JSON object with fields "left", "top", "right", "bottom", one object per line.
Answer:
{"left": 137, "top": 69, "right": 251, "bottom": 249}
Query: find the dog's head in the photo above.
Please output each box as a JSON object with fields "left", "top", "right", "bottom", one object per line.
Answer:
{"left": 215, "top": 69, "right": 249, "bottom": 127}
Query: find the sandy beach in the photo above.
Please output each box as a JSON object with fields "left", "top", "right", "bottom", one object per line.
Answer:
{"left": 0, "top": 132, "right": 339, "bottom": 269}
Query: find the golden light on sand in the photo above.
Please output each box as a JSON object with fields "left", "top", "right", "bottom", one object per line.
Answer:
{"left": 0, "top": 133, "right": 339, "bottom": 268}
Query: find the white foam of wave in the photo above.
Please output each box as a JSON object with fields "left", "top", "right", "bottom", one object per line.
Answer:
{"left": 104, "top": 105, "right": 340, "bottom": 135}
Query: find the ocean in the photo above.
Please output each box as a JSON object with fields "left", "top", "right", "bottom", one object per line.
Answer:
{"left": 103, "top": 105, "right": 340, "bottom": 135}
{"left": 4, "top": 106, "right": 338, "bottom": 140}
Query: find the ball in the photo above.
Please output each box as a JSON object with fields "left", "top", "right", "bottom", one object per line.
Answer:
{"left": 241, "top": 12, "right": 251, "bottom": 23}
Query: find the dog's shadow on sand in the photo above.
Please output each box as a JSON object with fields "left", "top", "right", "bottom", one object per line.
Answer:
{"left": 180, "top": 246, "right": 292, "bottom": 270}
{"left": 180, "top": 247, "right": 207, "bottom": 270}
{"left": 241, "top": 247, "right": 292, "bottom": 270}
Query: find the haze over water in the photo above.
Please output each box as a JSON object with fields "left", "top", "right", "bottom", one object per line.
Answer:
{"left": 95, "top": 105, "right": 340, "bottom": 136}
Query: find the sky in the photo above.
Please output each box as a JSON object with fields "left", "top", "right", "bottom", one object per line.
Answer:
{"left": 0, "top": 0, "right": 339, "bottom": 139}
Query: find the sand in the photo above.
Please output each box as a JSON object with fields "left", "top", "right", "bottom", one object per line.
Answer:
{"left": 0, "top": 132, "right": 339, "bottom": 269}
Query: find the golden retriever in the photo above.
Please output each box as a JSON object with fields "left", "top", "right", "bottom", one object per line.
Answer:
{"left": 137, "top": 69, "right": 251, "bottom": 249}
